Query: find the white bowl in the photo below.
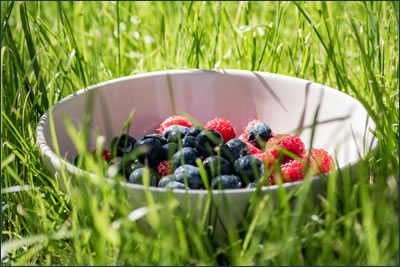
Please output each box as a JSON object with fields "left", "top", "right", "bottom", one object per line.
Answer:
{"left": 36, "top": 69, "right": 376, "bottom": 233}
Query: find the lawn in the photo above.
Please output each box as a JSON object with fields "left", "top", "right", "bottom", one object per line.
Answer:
{"left": 1, "top": 1, "right": 399, "bottom": 265}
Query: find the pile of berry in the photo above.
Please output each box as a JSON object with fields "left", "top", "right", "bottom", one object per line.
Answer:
{"left": 74, "top": 116, "right": 335, "bottom": 190}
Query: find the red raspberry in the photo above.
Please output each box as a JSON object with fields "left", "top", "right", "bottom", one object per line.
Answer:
{"left": 243, "top": 119, "right": 262, "bottom": 136}
{"left": 158, "top": 160, "right": 172, "bottom": 176}
{"left": 102, "top": 149, "right": 112, "bottom": 162}
{"left": 254, "top": 152, "right": 266, "bottom": 161}
{"left": 281, "top": 159, "right": 305, "bottom": 183}
{"left": 266, "top": 169, "right": 278, "bottom": 186}
{"left": 259, "top": 151, "right": 280, "bottom": 168}
{"left": 308, "top": 148, "right": 335, "bottom": 175}
{"left": 204, "top": 118, "right": 236, "bottom": 143}
{"left": 158, "top": 116, "right": 193, "bottom": 135}
{"left": 255, "top": 152, "right": 279, "bottom": 186}
{"left": 266, "top": 134, "right": 306, "bottom": 162}
{"left": 248, "top": 142, "right": 262, "bottom": 154}
{"left": 238, "top": 133, "right": 248, "bottom": 143}
{"left": 270, "top": 159, "right": 305, "bottom": 184}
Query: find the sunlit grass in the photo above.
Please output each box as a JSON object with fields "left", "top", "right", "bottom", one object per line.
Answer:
{"left": 1, "top": 1, "right": 399, "bottom": 265}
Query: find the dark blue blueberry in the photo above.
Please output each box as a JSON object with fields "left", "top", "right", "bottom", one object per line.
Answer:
{"left": 248, "top": 123, "right": 273, "bottom": 149}
{"left": 224, "top": 138, "right": 251, "bottom": 162}
{"left": 158, "top": 175, "right": 176, "bottom": 187}
{"left": 186, "top": 126, "right": 203, "bottom": 137}
{"left": 212, "top": 175, "right": 242, "bottom": 190}
{"left": 123, "top": 160, "right": 143, "bottom": 179}
{"left": 195, "top": 130, "right": 224, "bottom": 158}
{"left": 203, "top": 156, "right": 233, "bottom": 180}
{"left": 246, "top": 182, "right": 258, "bottom": 188}
{"left": 167, "top": 132, "right": 184, "bottom": 144}
{"left": 182, "top": 136, "right": 196, "bottom": 148}
{"left": 144, "top": 133, "right": 167, "bottom": 145}
{"left": 171, "top": 147, "right": 199, "bottom": 170}
{"left": 174, "top": 165, "right": 204, "bottom": 189}
{"left": 162, "top": 125, "right": 189, "bottom": 141}
{"left": 111, "top": 134, "right": 136, "bottom": 157}
{"left": 164, "top": 181, "right": 188, "bottom": 190}
{"left": 163, "top": 143, "right": 179, "bottom": 160}
{"left": 134, "top": 135, "right": 165, "bottom": 170}
{"left": 128, "top": 168, "right": 157, "bottom": 186}
{"left": 234, "top": 155, "right": 264, "bottom": 184}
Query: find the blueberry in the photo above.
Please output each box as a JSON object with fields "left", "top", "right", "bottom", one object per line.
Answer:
{"left": 111, "top": 134, "right": 136, "bottom": 157}
{"left": 248, "top": 123, "right": 273, "bottom": 149}
{"left": 234, "top": 155, "right": 264, "bottom": 184}
{"left": 171, "top": 147, "right": 199, "bottom": 170}
{"left": 164, "top": 181, "right": 188, "bottom": 190}
{"left": 182, "top": 136, "right": 196, "bottom": 148}
{"left": 110, "top": 157, "right": 150, "bottom": 179}
{"left": 128, "top": 168, "right": 157, "bottom": 186}
{"left": 163, "top": 143, "right": 179, "bottom": 160}
{"left": 144, "top": 133, "right": 167, "bottom": 145}
{"left": 186, "top": 126, "right": 203, "bottom": 137}
{"left": 162, "top": 125, "right": 189, "bottom": 141}
{"left": 158, "top": 174, "right": 176, "bottom": 187}
{"left": 134, "top": 135, "right": 165, "bottom": 169}
{"left": 246, "top": 182, "right": 258, "bottom": 188}
{"left": 203, "top": 156, "right": 233, "bottom": 180}
{"left": 174, "top": 165, "right": 204, "bottom": 189}
{"left": 167, "top": 131, "right": 184, "bottom": 144}
{"left": 224, "top": 138, "right": 251, "bottom": 162}
{"left": 212, "top": 175, "right": 242, "bottom": 189}
{"left": 195, "top": 130, "right": 224, "bottom": 158}
{"left": 123, "top": 160, "right": 143, "bottom": 179}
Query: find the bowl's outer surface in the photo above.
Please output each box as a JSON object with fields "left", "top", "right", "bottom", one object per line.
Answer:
{"left": 37, "top": 69, "right": 376, "bottom": 233}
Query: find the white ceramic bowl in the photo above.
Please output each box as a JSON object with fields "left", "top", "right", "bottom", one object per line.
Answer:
{"left": 36, "top": 69, "right": 376, "bottom": 233}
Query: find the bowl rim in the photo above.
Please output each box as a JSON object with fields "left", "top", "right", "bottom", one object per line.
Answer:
{"left": 36, "top": 69, "right": 377, "bottom": 195}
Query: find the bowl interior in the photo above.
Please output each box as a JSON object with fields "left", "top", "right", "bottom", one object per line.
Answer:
{"left": 41, "top": 69, "right": 376, "bottom": 169}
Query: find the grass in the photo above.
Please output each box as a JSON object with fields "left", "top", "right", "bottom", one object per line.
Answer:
{"left": 1, "top": 1, "right": 399, "bottom": 265}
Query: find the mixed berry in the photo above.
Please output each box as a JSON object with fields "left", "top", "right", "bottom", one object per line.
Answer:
{"left": 74, "top": 116, "right": 335, "bottom": 190}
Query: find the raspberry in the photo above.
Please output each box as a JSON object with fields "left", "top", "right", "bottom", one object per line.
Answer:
{"left": 281, "top": 159, "right": 305, "bottom": 182}
{"left": 158, "top": 116, "right": 192, "bottom": 135}
{"left": 254, "top": 152, "right": 266, "bottom": 161}
{"left": 256, "top": 151, "right": 279, "bottom": 169}
{"left": 266, "top": 134, "right": 306, "bottom": 162}
{"left": 253, "top": 151, "right": 279, "bottom": 187}
{"left": 270, "top": 159, "right": 305, "bottom": 184}
{"left": 158, "top": 160, "right": 172, "bottom": 176}
{"left": 248, "top": 142, "right": 262, "bottom": 154}
{"left": 102, "top": 149, "right": 112, "bottom": 162}
{"left": 308, "top": 148, "right": 335, "bottom": 175}
{"left": 204, "top": 118, "right": 236, "bottom": 143}
{"left": 243, "top": 119, "right": 262, "bottom": 136}
{"left": 238, "top": 133, "right": 248, "bottom": 143}
{"left": 254, "top": 152, "right": 279, "bottom": 186}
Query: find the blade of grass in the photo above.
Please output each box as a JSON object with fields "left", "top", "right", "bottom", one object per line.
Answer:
{"left": 19, "top": 2, "right": 48, "bottom": 109}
